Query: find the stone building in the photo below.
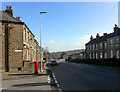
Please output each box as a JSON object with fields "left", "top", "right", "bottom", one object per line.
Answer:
{"left": 85, "top": 24, "right": 120, "bottom": 60}
{"left": 61, "top": 53, "right": 68, "bottom": 60}
{"left": 1, "top": 6, "right": 41, "bottom": 72}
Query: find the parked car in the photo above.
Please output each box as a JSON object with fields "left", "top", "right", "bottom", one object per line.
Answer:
{"left": 50, "top": 59, "right": 58, "bottom": 66}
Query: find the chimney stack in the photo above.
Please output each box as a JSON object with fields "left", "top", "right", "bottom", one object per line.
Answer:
{"left": 6, "top": 6, "right": 8, "bottom": 10}
{"left": 103, "top": 33, "right": 107, "bottom": 36}
{"left": 16, "top": 17, "right": 21, "bottom": 20}
{"left": 114, "top": 24, "right": 119, "bottom": 32}
{"left": 5, "top": 5, "right": 14, "bottom": 17}
{"left": 96, "top": 33, "right": 100, "bottom": 38}
{"left": 90, "top": 35, "right": 93, "bottom": 41}
{"left": 10, "top": 6, "right": 12, "bottom": 9}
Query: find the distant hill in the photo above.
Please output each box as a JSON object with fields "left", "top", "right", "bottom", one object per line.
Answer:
{"left": 50, "top": 49, "right": 85, "bottom": 59}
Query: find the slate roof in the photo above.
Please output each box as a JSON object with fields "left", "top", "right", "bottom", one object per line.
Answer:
{"left": 86, "top": 28, "right": 120, "bottom": 45}
{"left": 0, "top": 11, "right": 22, "bottom": 23}
{"left": 0, "top": 11, "right": 35, "bottom": 37}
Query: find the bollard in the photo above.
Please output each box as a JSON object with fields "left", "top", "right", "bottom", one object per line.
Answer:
{"left": 34, "top": 61, "right": 38, "bottom": 74}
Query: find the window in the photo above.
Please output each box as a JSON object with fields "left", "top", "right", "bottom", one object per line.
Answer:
{"left": 27, "top": 32, "right": 29, "bottom": 43}
{"left": 87, "top": 46, "right": 89, "bottom": 50}
{"left": 24, "top": 29, "right": 26, "bottom": 41}
{"left": 110, "top": 50, "right": 113, "bottom": 58}
{"left": 93, "top": 45, "right": 95, "bottom": 50}
{"left": 116, "top": 37, "right": 119, "bottom": 45}
{"left": 96, "top": 53, "right": 98, "bottom": 59}
{"left": 100, "top": 43, "right": 102, "bottom": 49}
{"left": 116, "top": 50, "right": 119, "bottom": 59}
{"left": 32, "top": 50, "right": 34, "bottom": 62}
{"left": 96, "top": 44, "right": 98, "bottom": 50}
{"left": 104, "top": 42, "right": 107, "bottom": 49}
{"left": 110, "top": 39, "right": 113, "bottom": 45}
{"left": 93, "top": 53, "right": 95, "bottom": 59}
{"left": 104, "top": 52, "right": 107, "bottom": 59}
{"left": 27, "top": 48, "right": 29, "bottom": 60}
{"left": 90, "top": 45, "right": 91, "bottom": 50}
{"left": 100, "top": 52, "right": 103, "bottom": 59}
{"left": 90, "top": 53, "right": 92, "bottom": 59}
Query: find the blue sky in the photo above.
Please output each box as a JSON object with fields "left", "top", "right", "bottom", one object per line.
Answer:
{"left": 2, "top": 2, "right": 118, "bottom": 52}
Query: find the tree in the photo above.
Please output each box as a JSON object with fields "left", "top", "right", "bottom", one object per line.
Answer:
{"left": 43, "top": 47, "right": 50, "bottom": 61}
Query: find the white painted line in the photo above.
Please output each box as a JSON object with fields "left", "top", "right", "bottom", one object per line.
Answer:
{"left": 48, "top": 75, "right": 51, "bottom": 84}
{"left": 57, "top": 84, "right": 60, "bottom": 87}
{"left": 51, "top": 72, "right": 61, "bottom": 92}
{"left": 53, "top": 75, "right": 55, "bottom": 78}
{"left": 55, "top": 80, "right": 58, "bottom": 84}
{"left": 52, "top": 73, "right": 55, "bottom": 78}
{"left": 58, "top": 88, "right": 62, "bottom": 92}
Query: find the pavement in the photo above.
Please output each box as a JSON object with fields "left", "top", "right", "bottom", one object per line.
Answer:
{"left": 50, "top": 61, "right": 120, "bottom": 90}
{"left": 1, "top": 65, "right": 58, "bottom": 91}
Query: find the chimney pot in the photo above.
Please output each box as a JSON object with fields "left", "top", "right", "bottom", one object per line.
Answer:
{"left": 5, "top": 5, "right": 14, "bottom": 17}
{"left": 6, "top": 6, "right": 8, "bottom": 10}
{"left": 103, "top": 33, "right": 107, "bottom": 36}
{"left": 90, "top": 35, "right": 93, "bottom": 41}
{"left": 10, "top": 6, "right": 12, "bottom": 10}
{"left": 16, "top": 17, "right": 21, "bottom": 20}
{"left": 9, "top": 6, "right": 11, "bottom": 10}
{"left": 96, "top": 33, "right": 100, "bottom": 38}
{"left": 114, "top": 24, "right": 119, "bottom": 32}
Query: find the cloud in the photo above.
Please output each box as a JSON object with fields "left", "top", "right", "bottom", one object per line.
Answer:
{"left": 44, "top": 40, "right": 65, "bottom": 52}
{"left": 50, "top": 40, "right": 55, "bottom": 44}
{"left": 76, "top": 30, "right": 113, "bottom": 48}
{"left": 44, "top": 30, "right": 113, "bottom": 52}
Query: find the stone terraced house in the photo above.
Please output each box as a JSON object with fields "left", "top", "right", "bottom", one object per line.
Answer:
{"left": 0, "top": 6, "right": 41, "bottom": 72}
{"left": 85, "top": 24, "right": 120, "bottom": 60}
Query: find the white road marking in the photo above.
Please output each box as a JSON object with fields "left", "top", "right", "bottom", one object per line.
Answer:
{"left": 57, "top": 84, "right": 60, "bottom": 87}
{"left": 55, "top": 80, "right": 58, "bottom": 84}
{"left": 54, "top": 77, "right": 56, "bottom": 80}
{"left": 51, "top": 72, "right": 62, "bottom": 92}
{"left": 58, "top": 88, "right": 62, "bottom": 92}
{"left": 48, "top": 75, "right": 51, "bottom": 84}
{"left": 52, "top": 73, "right": 55, "bottom": 78}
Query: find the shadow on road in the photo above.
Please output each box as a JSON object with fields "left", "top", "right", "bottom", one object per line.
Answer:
{"left": 12, "top": 82, "right": 50, "bottom": 87}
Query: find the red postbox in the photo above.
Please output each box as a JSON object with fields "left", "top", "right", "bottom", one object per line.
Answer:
{"left": 34, "top": 61, "right": 38, "bottom": 74}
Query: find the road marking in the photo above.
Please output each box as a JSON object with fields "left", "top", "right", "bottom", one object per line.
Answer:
{"left": 51, "top": 72, "right": 62, "bottom": 92}
{"left": 48, "top": 75, "right": 51, "bottom": 84}
{"left": 57, "top": 84, "right": 60, "bottom": 87}
{"left": 58, "top": 88, "right": 62, "bottom": 92}
{"left": 54, "top": 78, "right": 56, "bottom": 80}
{"left": 55, "top": 80, "right": 58, "bottom": 84}
{"left": 52, "top": 73, "right": 55, "bottom": 78}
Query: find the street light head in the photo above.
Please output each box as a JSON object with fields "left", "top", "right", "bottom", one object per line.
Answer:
{"left": 40, "top": 12, "right": 47, "bottom": 14}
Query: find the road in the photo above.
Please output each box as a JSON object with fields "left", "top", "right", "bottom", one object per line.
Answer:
{"left": 50, "top": 61, "right": 120, "bottom": 90}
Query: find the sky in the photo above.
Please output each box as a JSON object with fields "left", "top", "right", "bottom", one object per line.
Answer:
{"left": 2, "top": 2, "right": 118, "bottom": 52}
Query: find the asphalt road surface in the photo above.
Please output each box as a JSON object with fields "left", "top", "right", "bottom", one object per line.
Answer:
{"left": 50, "top": 61, "right": 120, "bottom": 90}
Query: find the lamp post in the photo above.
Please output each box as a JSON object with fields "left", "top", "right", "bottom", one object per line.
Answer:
{"left": 40, "top": 11, "right": 47, "bottom": 72}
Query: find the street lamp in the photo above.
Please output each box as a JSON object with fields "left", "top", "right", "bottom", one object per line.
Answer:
{"left": 40, "top": 11, "right": 47, "bottom": 72}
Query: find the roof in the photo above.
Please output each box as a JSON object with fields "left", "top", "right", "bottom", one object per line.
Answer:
{"left": 0, "top": 11, "right": 22, "bottom": 23}
{"left": 86, "top": 28, "right": 120, "bottom": 45}
{"left": 0, "top": 11, "right": 35, "bottom": 37}
{"left": 61, "top": 52, "right": 68, "bottom": 56}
